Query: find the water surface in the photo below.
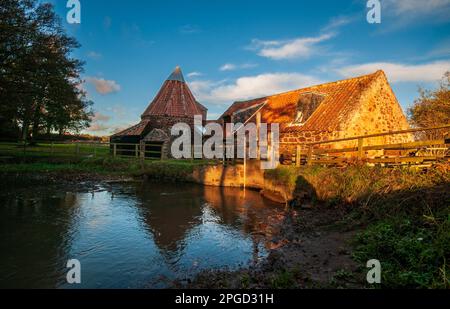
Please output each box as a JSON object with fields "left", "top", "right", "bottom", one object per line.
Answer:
{"left": 0, "top": 181, "right": 282, "bottom": 288}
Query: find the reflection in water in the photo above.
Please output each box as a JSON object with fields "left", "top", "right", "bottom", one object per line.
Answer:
{"left": 0, "top": 181, "right": 283, "bottom": 288}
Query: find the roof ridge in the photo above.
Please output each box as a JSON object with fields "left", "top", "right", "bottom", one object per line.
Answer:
{"left": 167, "top": 66, "right": 185, "bottom": 82}
{"left": 232, "top": 70, "right": 384, "bottom": 104}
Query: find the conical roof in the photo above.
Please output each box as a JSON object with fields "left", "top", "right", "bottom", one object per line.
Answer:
{"left": 141, "top": 66, "right": 205, "bottom": 118}
{"left": 167, "top": 66, "right": 185, "bottom": 82}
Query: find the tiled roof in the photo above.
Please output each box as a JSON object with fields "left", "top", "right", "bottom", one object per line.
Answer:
{"left": 167, "top": 66, "right": 185, "bottom": 82}
{"left": 141, "top": 67, "right": 204, "bottom": 118}
{"left": 112, "top": 120, "right": 149, "bottom": 137}
{"left": 220, "top": 70, "right": 385, "bottom": 132}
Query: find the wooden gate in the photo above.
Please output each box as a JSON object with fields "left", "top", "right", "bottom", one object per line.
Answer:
{"left": 145, "top": 142, "right": 163, "bottom": 159}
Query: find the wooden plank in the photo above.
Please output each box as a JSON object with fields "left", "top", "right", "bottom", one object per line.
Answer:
{"left": 364, "top": 140, "right": 446, "bottom": 151}
{"left": 307, "top": 146, "right": 313, "bottom": 166}
{"left": 313, "top": 147, "right": 358, "bottom": 154}
{"left": 113, "top": 143, "right": 140, "bottom": 146}
{"left": 358, "top": 138, "right": 364, "bottom": 159}
{"left": 367, "top": 156, "right": 437, "bottom": 164}
{"left": 306, "top": 124, "right": 450, "bottom": 146}
{"left": 308, "top": 156, "right": 438, "bottom": 166}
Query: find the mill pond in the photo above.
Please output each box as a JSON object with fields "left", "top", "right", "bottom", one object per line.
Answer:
{"left": 0, "top": 180, "right": 284, "bottom": 288}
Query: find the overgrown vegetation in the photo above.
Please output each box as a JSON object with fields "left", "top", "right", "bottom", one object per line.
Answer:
{"left": 266, "top": 164, "right": 450, "bottom": 288}
{"left": 0, "top": 157, "right": 211, "bottom": 175}
{"left": 408, "top": 71, "right": 450, "bottom": 139}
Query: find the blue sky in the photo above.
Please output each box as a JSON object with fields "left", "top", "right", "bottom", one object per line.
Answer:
{"left": 48, "top": 0, "right": 450, "bottom": 135}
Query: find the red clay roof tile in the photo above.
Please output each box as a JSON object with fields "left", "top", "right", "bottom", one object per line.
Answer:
{"left": 141, "top": 67, "right": 204, "bottom": 118}
{"left": 220, "top": 70, "right": 385, "bottom": 133}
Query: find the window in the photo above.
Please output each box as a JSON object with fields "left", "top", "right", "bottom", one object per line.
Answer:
{"left": 292, "top": 92, "right": 325, "bottom": 125}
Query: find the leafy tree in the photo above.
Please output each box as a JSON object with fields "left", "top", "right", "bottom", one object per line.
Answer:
{"left": 408, "top": 72, "right": 450, "bottom": 140}
{"left": 0, "top": 0, "right": 92, "bottom": 142}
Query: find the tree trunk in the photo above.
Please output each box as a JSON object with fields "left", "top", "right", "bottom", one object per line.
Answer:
{"left": 21, "top": 119, "right": 29, "bottom": 143}
{"left": 30, "top": 103, "right": 42, "bottom": 144}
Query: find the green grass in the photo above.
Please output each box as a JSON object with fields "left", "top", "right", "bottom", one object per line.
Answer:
{"left": 0, "top": 142, "right": 110, "bottom": 159}
{"left": 0, "top": 155, "right": 215, "bottom": 183}
{"left": 266, "top": 164, "right": 450, "bottom": 288}
{"left": 353, "top": 216, "right": 450, "bottom": 288}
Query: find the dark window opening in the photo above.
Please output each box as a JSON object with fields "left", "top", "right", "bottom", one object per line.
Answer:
{"left": 145, "top": 142, "right": 163, "bottom": 159}
{"left": 293, "top": 93, "right": 325, "bottom": 125}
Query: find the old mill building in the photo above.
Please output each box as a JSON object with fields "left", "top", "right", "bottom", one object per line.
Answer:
{"left": 111, "top": 67, "right": 411, "bottom": 159}
{"left": 219, "top": 69, "right": 412, "bottom": 159}
{"left": 111, "top": 66, "right": 207, "bottom": 159}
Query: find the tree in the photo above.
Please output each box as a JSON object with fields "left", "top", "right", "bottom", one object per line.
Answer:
{"left": 408, "top": 72, "right": 450, "bottom": 140}
{"left": 0, "top": 0, "right": 92, "bottom": 142}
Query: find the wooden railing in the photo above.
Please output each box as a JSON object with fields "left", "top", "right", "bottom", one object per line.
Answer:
{"left": 280, "top": 124, "right": 450, "bottom": 167}
{"left": 0, "top": 141, "right": 165, "bottom": 160}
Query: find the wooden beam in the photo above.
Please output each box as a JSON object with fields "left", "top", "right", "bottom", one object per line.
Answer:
{"left": 364, "top": 140, "right": 446, "bottom": 151}
{"left": 313, "top": 147, "right": 358, "bottom": 155}
{"left": 358, "top": 138, "right": 364, "bottom": 159}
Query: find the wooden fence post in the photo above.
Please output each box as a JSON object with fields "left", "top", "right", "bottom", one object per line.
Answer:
{"left": 135, "top": 144, "right": 139, "bottom": 158}
{"left": 358, "top": 138, "right": 364, "bottom": 159}
{"left": 113, "top": 143, "right": 117, "bottom": 158}
{"left": 307, "top": 146, "right": 313, "bottom": 166}
{"left": 296, "top": 145, "right": 301, "bottom": 167}
{"left": 140, "top": 141, "right": 145, "bottom": 161}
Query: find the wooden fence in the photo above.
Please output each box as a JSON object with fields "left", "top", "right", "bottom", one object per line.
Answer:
{"left": 0, "top": 141, "right": 164, "bottom": 160}
{"left": 280, "top": 124, "right": 450, "bottom": 167}
{"left": 1, "top": 125, "right": 449, "bottom": 167}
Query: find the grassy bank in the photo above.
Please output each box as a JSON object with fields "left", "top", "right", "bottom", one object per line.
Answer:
{"left": 0, "top": 157, "right": 214, "bottom": 186}
{"left": 266, "top": 164, "right": 450, "bottom": 288}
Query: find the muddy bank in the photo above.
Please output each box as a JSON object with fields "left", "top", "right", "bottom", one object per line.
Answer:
{"left": 0, "top": 171, "right": 138, "bottom": 191}
{"left": 177, "top": 204, "right": 365, "bottom": 289}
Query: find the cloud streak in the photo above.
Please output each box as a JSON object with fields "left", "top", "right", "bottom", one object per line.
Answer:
{"left": 385, "top": 0, "right": 450, "bottom": 16}
{"left": 219, "top": 63, "right": 258, "bottom": 71}
{"left": 248, "top": 33, "right": 334, "bottom": 60}
{"left": 337, "top": 60, "right": 450, "bottom": 83}
{"left": 187, "top": 72, "right": 203, "bottom": 78}
{"left": 87, "top": 112, "right": 111, "bottom": 132}
{"left": 189, "top": 73, "right": 322, "bottom": 105}
{"left": 86, "top": 77, "right": 121, "bottom": 95}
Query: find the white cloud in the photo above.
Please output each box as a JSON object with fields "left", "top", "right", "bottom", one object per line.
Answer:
{"left": 86, "top": 77, "right": 121, "bottom": 95}
{"left": 381, "top": 0, "right": 450, "bottom": 27}
{"left": 385, "top": 0, "right": 450, "bottom": 16}
{"left": 220, "top": 63, "right": 237, "bottom": 71}
{"left": 219, "top": 63, "right": 258, "bottom": 71}
{"left": 189, "top": 73, "right": 322, "bottom": 105}
{"left": 249, "top": 33, "right": 334, "bottom": 60}
{"left": 322, "top": 16, "right": 354, "bottom": 32}
{"left": 87, "top": 112, "right": 111, "bottom": 132}
{"left": 91, "top": 112, "right": 110, "bottom": 122}
{"left": 337, "top": 61, "right": 450, "bottom": 83}
{"left": 87, "top": 123, "right": 109, "bottom": 132}
{"left": 187, "top": 71, "right": 203, "bottom": 78}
